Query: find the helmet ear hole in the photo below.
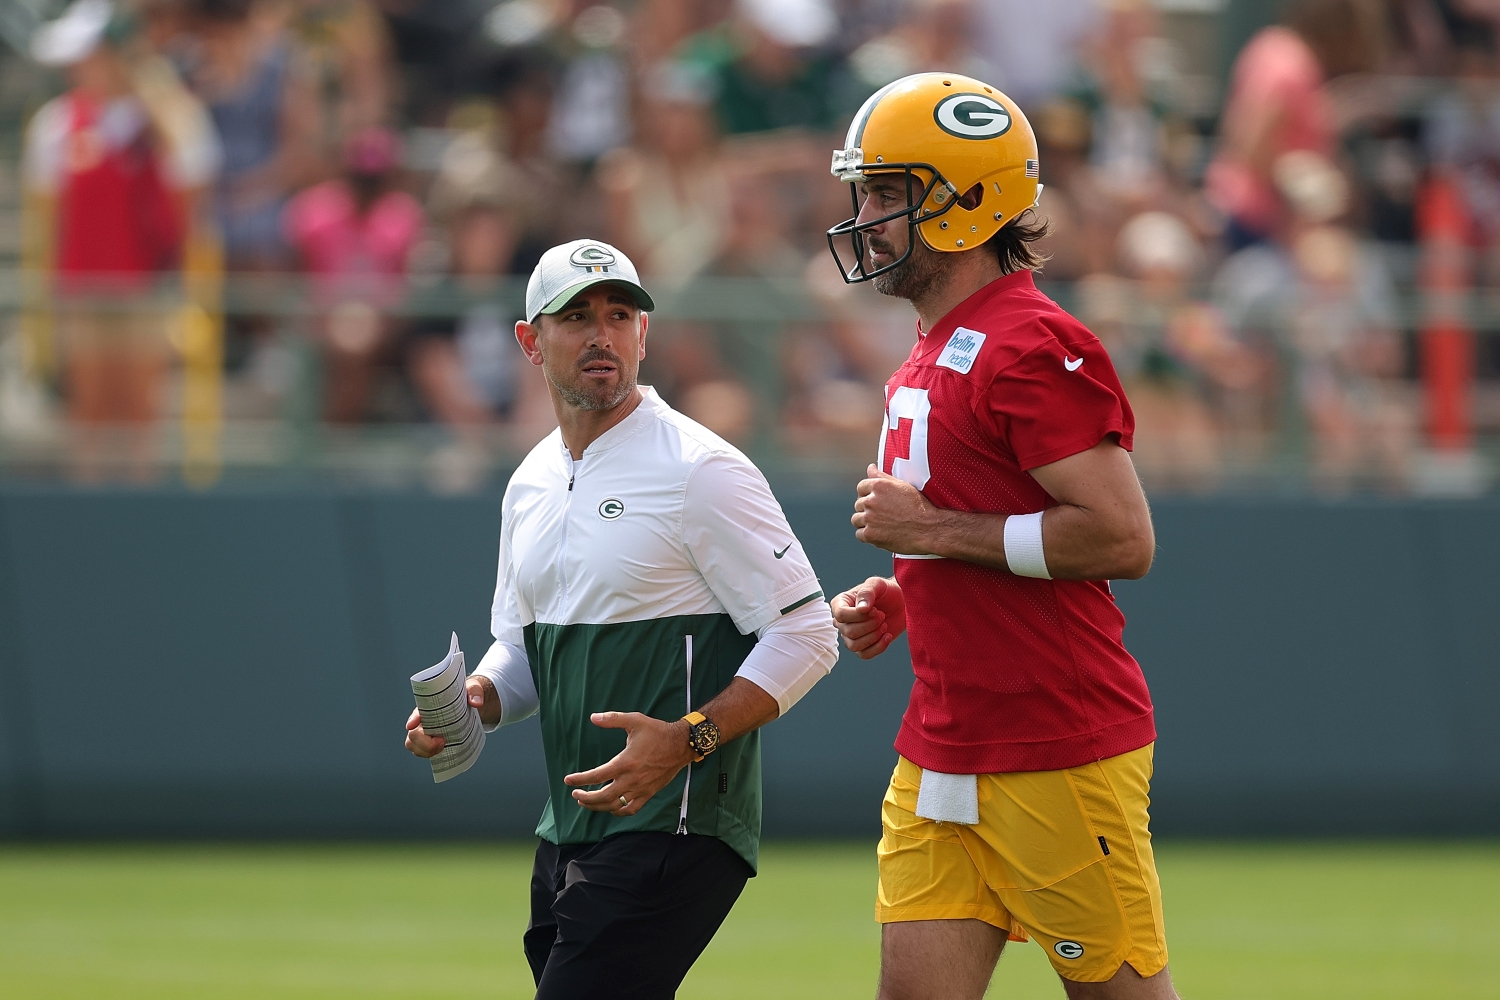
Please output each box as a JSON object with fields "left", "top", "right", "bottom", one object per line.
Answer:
{"left": 957, "top": 183, "right": 984, "bottom": 211}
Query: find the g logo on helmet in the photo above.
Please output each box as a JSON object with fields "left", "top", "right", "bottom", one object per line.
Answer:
{"left": 933, "top": 93, "right": 1012, "bottom": 139}
{"left": 571, "top": 245, "right": 617, "bottom": 268}
{"left": 1053, "top": 940, "right": 1085, "bottom": 960}
{"left": 598, "top": 497, "right": 625, "bottom": 519}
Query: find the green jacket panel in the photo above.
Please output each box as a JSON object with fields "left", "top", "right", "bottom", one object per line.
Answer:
{"left": 526, "top": 612, "right": 762, "bottom": 870}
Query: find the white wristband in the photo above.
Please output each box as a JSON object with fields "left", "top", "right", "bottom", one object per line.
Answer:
{"left": 1003, "top": 511, "right": 1051, "bottom": 580}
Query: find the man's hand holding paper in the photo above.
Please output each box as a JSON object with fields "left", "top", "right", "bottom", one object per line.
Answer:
{"left": 406, "top": 633, "right": 498, "bottom": 782}
{"left": 405, "top": 674, "right": 500, "bottom": 758}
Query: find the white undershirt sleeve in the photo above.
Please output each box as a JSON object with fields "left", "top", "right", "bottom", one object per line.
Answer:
{"left": 478, "top": 485, "right": 538, "bottom": 731}
{"left": 734, "top": 580, "right": 839, "bottom": 716}
{"left": 471, "top": 638, "right": 538, "bottom": 731}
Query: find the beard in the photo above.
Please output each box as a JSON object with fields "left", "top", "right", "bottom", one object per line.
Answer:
{"left": 547, "top": 347, "right": 637, "bottom": 411}
{"left": 869, "top": 229, "right": 945, "bottom": 300}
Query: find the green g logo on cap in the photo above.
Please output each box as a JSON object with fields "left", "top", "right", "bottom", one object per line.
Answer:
{"left": 571, "top": 245, "right": 616, "bottom": 271}
{"left": 528, "top": 239, "right": 656, "bottom": 322}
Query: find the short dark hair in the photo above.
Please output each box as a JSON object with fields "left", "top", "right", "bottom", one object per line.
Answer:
{"left": 986, "top": 210, "right": 1051, "bottom": 274}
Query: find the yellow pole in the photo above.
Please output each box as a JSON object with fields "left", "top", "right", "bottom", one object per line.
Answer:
{"left": 18, "top": 189, "right": 56, "bottom": 382}
{"left": 131, "top": 53, "right": 227, "bottom": 488}
{"left": 179, "top": 224, "right": 224, "bottom": 489}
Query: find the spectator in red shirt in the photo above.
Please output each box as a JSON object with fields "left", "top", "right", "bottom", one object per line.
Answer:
{"left": 23, "top": 0, "right": 213, "bottom": 480}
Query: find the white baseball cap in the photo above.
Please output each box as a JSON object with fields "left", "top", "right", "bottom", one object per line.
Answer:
{"left": 32, "top": 0, "right": 114, "bottom": 67}
{"left": 737, "top": 0, "right": 836, "bottom": 48}
{"left": 524, "top": 239, "right": 655, "bottom": 324}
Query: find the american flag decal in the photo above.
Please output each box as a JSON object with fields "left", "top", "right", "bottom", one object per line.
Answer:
{"left": 1025, "top": 159, "right": 1039, "bottom": 178}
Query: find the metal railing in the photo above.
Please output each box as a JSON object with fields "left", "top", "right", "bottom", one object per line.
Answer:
{"left": 0, "top": 269, "right": 1495, "bottom": 496}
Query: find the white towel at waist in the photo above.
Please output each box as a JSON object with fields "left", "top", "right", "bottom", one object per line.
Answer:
{"left": 914, "top": 769, "right": 979, "bottom": 825}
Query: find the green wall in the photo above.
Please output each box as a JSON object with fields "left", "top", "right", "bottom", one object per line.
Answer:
{"left": 0, "top": 487, "right": 1496, "bottom": 839}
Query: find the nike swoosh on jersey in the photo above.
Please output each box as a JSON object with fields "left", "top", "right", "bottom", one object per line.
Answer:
{"left": 774, "top": 543, "right": 792, "bottom": 559}
{"left": 1064, "top": 356, "right": 1084, "bottom": 371}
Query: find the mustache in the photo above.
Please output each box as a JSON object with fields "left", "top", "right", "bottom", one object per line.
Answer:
{"left": 576, "top": 348, "right": 622, "bottom": 370}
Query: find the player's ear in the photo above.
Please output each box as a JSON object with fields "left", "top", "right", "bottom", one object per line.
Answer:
{"left": 637, "top": 311, "right": 648, "bottom": 360}
{"left": 515, "top": 320, "right": 545, "bottom": 367}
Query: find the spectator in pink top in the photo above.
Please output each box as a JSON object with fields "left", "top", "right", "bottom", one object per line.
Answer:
{"left": 1206, "top": 0, "right": 1386, "bottom": 250}
{"left": 284, "top": 126, "right": 424, "bottom": 422}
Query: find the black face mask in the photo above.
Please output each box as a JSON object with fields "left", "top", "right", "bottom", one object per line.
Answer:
{"left": 825, "top": 163, "right": 958, "bottom": 284}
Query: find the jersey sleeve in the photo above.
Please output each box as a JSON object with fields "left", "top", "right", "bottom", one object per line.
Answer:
{"left": 984, "top": 332, "right": 1135, "bottom": 471}
{"left": 681, "top": 452, "right": 824, "bottom": 636}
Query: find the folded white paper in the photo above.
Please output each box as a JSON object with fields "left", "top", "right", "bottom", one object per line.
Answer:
{"left": 409, "top": 632, "right": 485, "bottom": 783}
{"left": 915, "top": 769, "right": 979, "bottom": 825}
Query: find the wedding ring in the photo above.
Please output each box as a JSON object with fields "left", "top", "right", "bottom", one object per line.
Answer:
{"left": 619, "top": 795, "right": 629, "bottom": 808}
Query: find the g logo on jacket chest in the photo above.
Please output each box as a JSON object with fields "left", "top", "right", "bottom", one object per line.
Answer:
{"left": 598, "top": 497, "right": 625, "bottom": 519}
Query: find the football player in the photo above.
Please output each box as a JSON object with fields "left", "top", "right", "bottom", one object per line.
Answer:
{"left": 827, "top": 74, "right": 1178, "bottom": 1000}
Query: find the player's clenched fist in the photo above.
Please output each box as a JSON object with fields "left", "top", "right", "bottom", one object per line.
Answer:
{"left": 830, "top": 575, "right": 907, "bottom": 659}
{"left": 852, "top": 465, "right": 940, "bottom": 555}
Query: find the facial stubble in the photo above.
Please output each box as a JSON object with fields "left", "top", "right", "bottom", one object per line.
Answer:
{"left": 546, "top": 345, "right": 637, "bottom": 412}
{"left": 870, "top": 229, "right": 945, "bottom": 301}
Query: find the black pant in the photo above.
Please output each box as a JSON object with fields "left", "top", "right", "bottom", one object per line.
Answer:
{"left": 525, "top": 832, "right": 752, "bottom": 999}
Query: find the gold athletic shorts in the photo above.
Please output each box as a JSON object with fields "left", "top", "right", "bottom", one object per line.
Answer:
{"left": 876, "top": 744, "right": 1168, "bottom": 983}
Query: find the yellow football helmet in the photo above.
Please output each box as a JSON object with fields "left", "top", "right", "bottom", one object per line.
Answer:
{"left": 827, "top": 72, "right": 1041, "bottom": 282}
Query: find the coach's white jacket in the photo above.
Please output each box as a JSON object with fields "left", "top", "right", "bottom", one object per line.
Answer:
{"left": 473, "top": 387, "right": 838, "bottom": 870}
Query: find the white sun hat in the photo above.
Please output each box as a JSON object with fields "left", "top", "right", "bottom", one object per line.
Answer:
{"left": 31, "top": 0, "right": 114, "bottom": 67}
{"left": 736, "top": 0, "right": 836, "bottom": 48}
{"left": 525, "top": 239, "right": 656, "bottom": 323}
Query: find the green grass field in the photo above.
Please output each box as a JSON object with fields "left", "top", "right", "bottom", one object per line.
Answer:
{"left": 1, "top": 841, "right": 1496, "bottom": 999}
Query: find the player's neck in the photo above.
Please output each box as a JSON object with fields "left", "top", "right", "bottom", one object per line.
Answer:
{"left": 912, "top": 254, "right": 1014, "bottom": 333}
{"left": 554, "top": 385, "right": 646, "bottom": 460}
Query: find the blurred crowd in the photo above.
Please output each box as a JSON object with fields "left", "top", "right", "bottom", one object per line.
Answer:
{"left": 6, "top": 0, "right": 1500, "bottom": 491}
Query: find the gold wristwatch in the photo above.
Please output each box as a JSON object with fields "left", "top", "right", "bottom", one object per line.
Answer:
{"left": 682, "top": 711, "right": 721, "bottom": 762}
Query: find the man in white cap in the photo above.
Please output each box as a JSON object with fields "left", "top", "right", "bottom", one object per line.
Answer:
{"left": 404, "top": 239, "right": 840, "bottom": 998}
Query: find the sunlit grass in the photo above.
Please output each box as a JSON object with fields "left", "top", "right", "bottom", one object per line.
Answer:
{"left": 0, "top": 841, "right": 1495, "bottom": 999}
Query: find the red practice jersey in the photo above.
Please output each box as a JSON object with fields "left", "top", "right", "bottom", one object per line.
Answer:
{"left": 879, "top": 269, "right": 1156, "bottom": 774}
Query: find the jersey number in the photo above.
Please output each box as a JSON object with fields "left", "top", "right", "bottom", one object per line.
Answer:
{"left": 879, "top": 386, "right": 931, "bottom": 489}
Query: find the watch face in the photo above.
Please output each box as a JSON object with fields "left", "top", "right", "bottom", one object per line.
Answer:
{"left": 692, "top": 720, "right": 720, "bottom": 755}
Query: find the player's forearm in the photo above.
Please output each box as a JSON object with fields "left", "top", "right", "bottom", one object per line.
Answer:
{"left": 922, "top": 506, "right": 1153, "bottom": 581}
{"left": 919, "top": 507, "right": 1011, "bottom": 570}
{"left": 1032, "top": 503, "right": 1154, "bottom": 580}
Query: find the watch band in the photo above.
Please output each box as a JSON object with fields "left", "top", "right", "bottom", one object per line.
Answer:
{"left": 681, "top": 712, "right": 719, "bottom": 762}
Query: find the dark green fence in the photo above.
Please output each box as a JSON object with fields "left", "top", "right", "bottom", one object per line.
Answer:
{"left": 0, "top": 486, "right": 1496, "bottom": 839}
